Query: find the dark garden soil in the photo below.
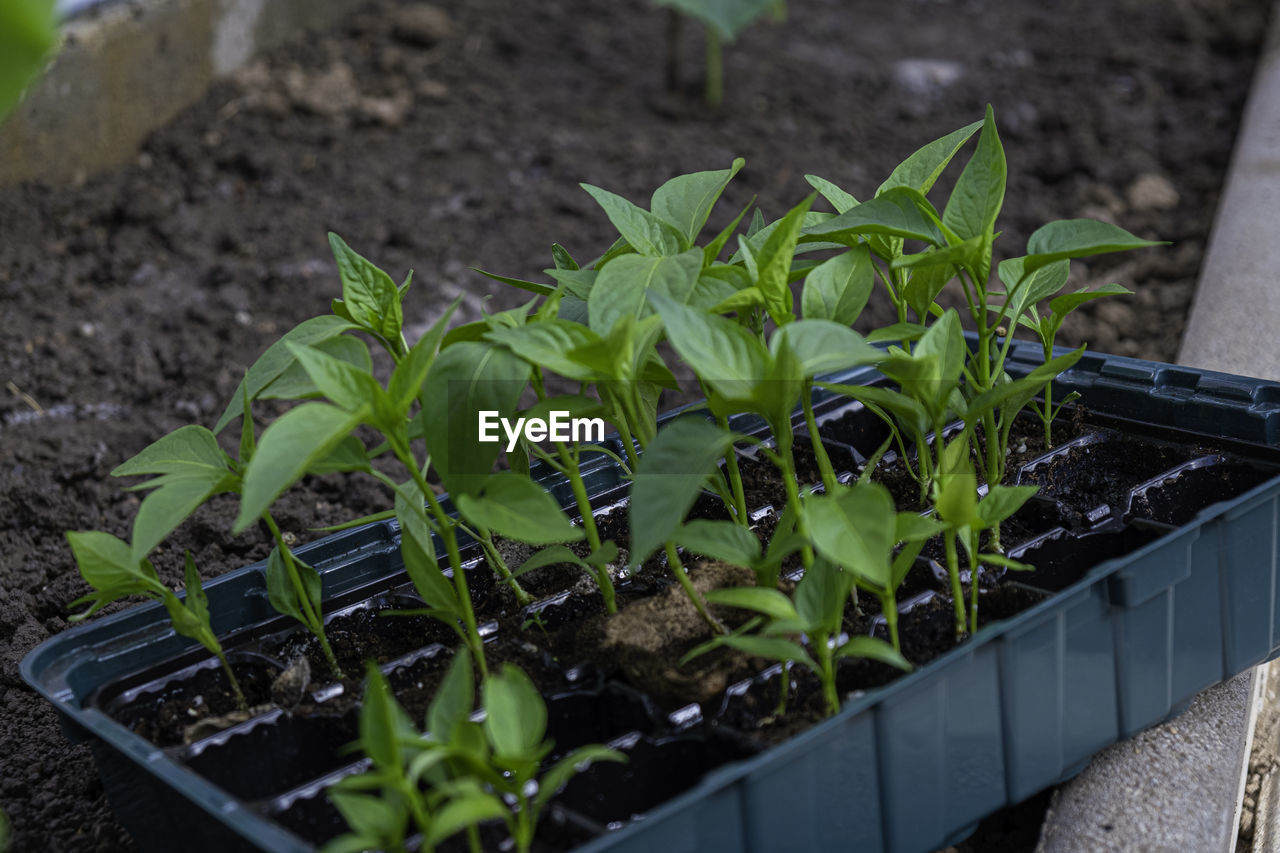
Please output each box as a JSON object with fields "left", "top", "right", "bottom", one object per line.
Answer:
{"left": 0, "top": 0, "right": 1273, "bottom": 849}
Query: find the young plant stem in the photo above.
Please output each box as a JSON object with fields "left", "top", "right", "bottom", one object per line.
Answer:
{"left": 476, "top": 532, "right": 532, "bottom": 606}
{"left": 664, "top": 542, "right": 726, "bottom": 634}
{"left": 423, "top": 489, "right": 489, "bottom": 681}
{"left": 704, "top": 27, "right": 723, "bottom": 108}
{"left": 944, "top": 531, "right": 966, "bottom": 641}
{"left": 264, "top": 512, "right": 343, "bottom": 677}
{"left": 802, "top": 384, "right": 839, "bottom": 494}
{"left": 213, "top": 648, "right": 248, "bottom": 712}
{"left": 716, "top": 413, "right": 750, "bottom": 525}
{"left": 556, "top": 442, "right": 617, "bottom": 615}
{"left": 967, "top": 531, "right": 981, "bottom": 636}
{"left": 776, "top": 431, "right": 815, "bottom": 570}
{"left": 879, "top": 591, "right": 901, "bottom": 653}
{"left": 774, "top": 664, "right": 789, "bottom": 716}
{"left": 816, "top": 634, "right": 839, "bottom": 717}
{"left": 664, "top": 8, "right": 682, "bottom": 93}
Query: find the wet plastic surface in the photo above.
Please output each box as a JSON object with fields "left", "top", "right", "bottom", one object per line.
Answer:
{"left": 22, "top": 339, "right": 1280, "bottom": 853}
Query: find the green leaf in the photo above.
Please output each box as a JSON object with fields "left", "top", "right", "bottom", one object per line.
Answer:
{"left": 933, "top": 434, "right": 980, "bottom": 528}
{"left": 486, "top": 320, "right": 605, "bottom": 382}
{"left": 1048, "top": 283, "right": 1133, "bottom": 319}
{"left": 979, "top": 485, "right": 1038, "bottom": 528}
{"left": 428, "top": 647, "right": 474, "bottom": 741}
{"left": 652, "top": 0, "right": 778, "bottom": 40}
{"left": 534, "top": 745, "right": 627, "bottom": 815}
{"left": 306, "top": 436, "right": 372, "bottom": 476}
{"left": 704, "top": 199, "right": 754, "bottom": 264}
{"left": 770, "top": 320, "right": 882, "bottom": 378}
{"left": 804, "top": 175, "right": 859, "bottom": 213}
{"left": 552, "top": 243, "right": 579, "bottom": 270}
{"left": 397, "top": 505, "right": 457, "bottom": 617}
{"left": 807, "top": 484, "right": 897, "bottom": 588}
{"left": 650, "top": 158, "right": 744, "bottom": 246}
{"left": 132, "top": 472, "right": 232, "bottom": 562}
{"left": 801, "top": 247, "right": 874, "bottom": 326}
{"left": 580, "top": 183, "right": 686, "bottom": 256}
{"left": 113, "top": 424, "right": 229, "bottom": 478}
{"left": 996, "top": 256, "right": 1071, "bottom": 321}
{"left": 359, "top": 663, "right": 417, "bottom": 768}
{"left": 471, "top": 267, "right": 556, "bottom": 296}
{"left": 1024, "top": 219, "right": 1166, "bottom": 272}
{"left": 629, "top": 418, "right": 734, "bottom": 567}
{"left": 979, "top": 553, "right": 1035, "bottom": 572}
{"left": 896, "top": 512, "right": 944, "bottom": 543}
{"left": 865, "top": 321, "right": 928, "bottom": 345}
{"left": 512, "top": 544, "right": 589, "bottom": 579}
{"left": 328, "top": 233, "right": 404, "bottom": 343}
{"left": 753, "top": 194, "right": 815, "bottom": 325}
{"left": 963, "top": 347, "right": 1084, "bottom": 426}
{"left": 587, "top": 249, "right": 703, "bottom": 333}
{"left": 942, "top": 106, "right": 1006, "bottom": 243}
{"left": 258, "top": 335, "right": 374, "bottom": 402}
{"left": 900, "top": 259, "right": 957, "bottom": 323}
{"left": 716, "top": 635, "right": 816, "bottom": 671}
{"left": 877, "top": 119, "right": 983, "bottom": 197}
{"left": 674, "top": 518, "right": 761, "bottom": 567}
{"left": 180, "top": 553, "right": 210, "bottom": 626}
{"left": 704, "top": 586, "right": 798, "bottom": 621}
{"left": 836, "top": 635, "right": 912, "bottom": 670}
{"left": 423, "top": 792, "right": 509, "bottom": 847}
{"left": 648, "top": 291, "right": 767, "bottom": 410}
{"left": 328, "top": 790, "right": 404, "bottom": 846}
{"left": 234, "top": 403, "right": 366, "bottom": 533}
{"left": 286, "top": 342, "right": 385, "bottom": 414}
{"left": 455, "top": 473, "right": 584, "bottom": 544}
{"left": 420, "top": 342, "right": 529, "bottom": 497}
{"left": 802, "top": 186, "right": 945, "bottom": 247}
{"left": 0, "top": 0, "right": 57, "bottom": 123}
{"left": 214, "top": 315, "right": 358, "bottom": 433}
{"left": 483, "top": 664, "right": 547, "bottom": 759}
{"left": 67, "top": 530, "right": 164, "bottom": 598}
{"left": 389, "top": 297, "right": 462, "bottom": 408}
{"left": 265, "top": 545, "right": 322, "bottom": 627}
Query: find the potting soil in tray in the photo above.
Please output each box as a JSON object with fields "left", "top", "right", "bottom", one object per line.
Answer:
{"left": 81, "top": 398, "right": 1280, "bottom": 851}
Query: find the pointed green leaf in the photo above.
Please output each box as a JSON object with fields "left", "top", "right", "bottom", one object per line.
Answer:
{"left": 486, "top": 319, "right": 605, "bottom": 382}
{"left": 942, "top": 106, "right": 1006, "bottom": 242}
{"left": 328, "top": 233, "right": 404, "bottom": 343}
{"left": 1049, "top": 283, "right": 1133, "bottom": 319}
{"left": 587, "top": 249, "right": 703, "bottom": 333}
{"left": 753, "top": 194, "right": 815, "bottom": 325}
{"left": 674, "top": 518, "right": 762, "bottom": 567}
{"left": 805, "top": 174, "right": 859, "bottom": 213}
{"left": 423, "top": 793, "right": 509, "bottom": 847}
{"left": 836, "top": 635, "right": 912, "bottom": 670}
{"left": 359, "top": 663, "right": 417, "bottom": 768}
{"left": 132, "top": 473, "right": 231, "bottom": 562}
{"left": 802, "top": 186, "right": 945, "bottom": 246}
{"left": 265, "top": 545, "right": 322, "bottom": 626}
{"left": 456, "top": 473, "right": 584, "bottom": 544}
{"left": 770, "top": 320, "right": 882, "bottom": 378}
{"left": 483, "top": 664, "right": 547, "bottom": 758}
{"left": 286, "top": 342, "right": 385, "bottom": 414}
{"left": 807, "top": 484, "right": 898, "bottom": 588}
{"left": 234, "top": 403, "right": 365, "bottom": 532}
{"left": 979, "top": 485, "right": 1039, "bottom": 528}
{"left": 67, "top": 530, "right": 165, "bottom": 597}
{"left": 878, "top": 119, "right": 983, "bottom": 197}
{"left": 389, "top": 297, "right": 462, "bottom": 408}
{"left": 801, "top": 246, "right": 874, "bottom": 326}
{"left": 580, "top": 183, "right": 686, "bottom": 256}
{"left": 651, "top": 158, "right": 744, "bottom": 246}
{"left": 703, "top": 586, "right": 798, "bottom": 621}
{"left": 1024, "top": 219, "right": 1166, "bottom": 273}
{"left": 471, "top": 268, "right": 555, "bottom": 296}
{"left": 629, "top": 418, "right": 734, "bottom": 567}
{"left": 428, "top": 647, "right": 474, "bottom": 741}
{"left": 113, "top": 424, "right": 229, "bottom": 478}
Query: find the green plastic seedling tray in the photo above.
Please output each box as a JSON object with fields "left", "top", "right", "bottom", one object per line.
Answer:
{"left": 22, "top": 338, "right": 1280, "bottom": 853}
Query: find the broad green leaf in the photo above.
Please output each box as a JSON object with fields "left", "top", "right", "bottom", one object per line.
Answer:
{"left": 423, "top": 793, "right": 509, "bottom": 847}
{"left": 113, "top": 424, "right": 228, "bottom": 478}
{"left": 648, "top": 291, "right": 767, "bottom": 409}
{"left": 807, "top": 484, "right": 897, "bottom": 588}
{"left": 802, "top": 186, "right": 945, "bottom": 247}
{"left": 865, "top": 321, "right": 928, "bottom": 344}
{"left": 180, "top": 553, "right": 210, "bottom": 626}
{"left": 359, "top": 664, "right": 417, "bottom": 768}
{"left": 933, "top": 435, "right": 980, "bottom": 528}
{"left": 674, "top": 518, "right": 761, "bottom": 567}
{"left": 979, "top": 485, "right": 1038, "bottom": 527}
{"left": 328, "top": 233, "right": 404, "bottom": 344}
{"left": 512, "top": 544, "right": 589, "bottom": 579}
{"left": 214, "top": 315, "right": 358, "bottom": 433}
{"left": 587, "top": 249, "right": 703, "bottom": 333}
{"left": 801, "top": 247, "right": 874, "bottom": 326}
{"left": 836, "top": 635, "right": 912, "bottom": 670}
{"left": 1049, "top": 283, "right": 1133, "bottom": 319}
{"left": 820, "top": 381, "right": 931, "bottom": 438}
{"left": 483, "top": 664, "right": 547, "bottom": 758}
{"left": 486, "top": 320, "right": 605, "bottom": 382}
{"left": 877, "top": 119, "right": 983, "bottom": 197}
{"left": 996, "top": 256, "right": 1071, "bottom": 320}
{"left": 132, "top": 472, "right": 232, "bottom": 562}
{"left": 420, "top": 342, "right": 529, "bottom": 497}
{"left": 703, "top": 586, "right": 798, "bottom": 621}
{"left": 717, "top": 635, "right": 816, "bottom": 671}
{"left": 1024, "top": 219, "right": 1165, "bottom": 273}
{"left": 327, "top": 790, "right": 404, "bottom": 845}
{"left": 580, "top": 183, "right": 685, "bottom": 256}
{"left": 650, "top": 158, "right": 744, "bottom": 245}
{"left": 629, "top": 418, "right": 734, "bottom": 567}
{"left": 942, "top": 106, "right": 1006, "bottom": 242}
{"left": 456, "top": 473, "right": 583, "bottom": 544}
{"left": 896, "top": 512, "right": 944, "bottom": 543}
{"left": 306, "top": 435, "right": 372, "bottom": 476}
{"left": 546, "top": 268, "right": 598, "bottom": 300}
{"left": 428, "top": 647, "right": 474, "bottom": 741}
{"left": 979, "top": 553, "right": 1035, "bottom": 572}
{"left": 804, "top": 174, "right": 859, "bottom": 213}
{"left": 753, "top": 194, "right": 815, "bottom": 325}
{"left": 770, "top": 320, "right": 882, "bottom": 378}
{"left": 704, "top": 199, "right": 754, "bottom": 264}
{"left": 891, "top": 539, "right": 926, "bottom": 590}
{"left": 259, "top": 335, "right": 373, "bottom": 402}
{"left": 389, "top": 296, "right": 462, "bottom": 408}
{"left": 398, "top": 515, "right": 457, "bottom": 616}
{"left": 287, "top": 342, "right": 385, "bottom": 414}
{"left": 901, "top": 260, "right": 957, "bottom": 323}
{"left": 234, "top": 403, "right": 366, "bottom": 532}
{"left": 963, "top": 347, "right": 1084, "bottom": 425}
{"left": 552, "top": 243, "right": 579, "bottom": 270}
{"left": 265, "top": 545, "right": 322, "bottom": 626}
{"left": 67, "top": 530, "right": 163, "bottom": 596}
